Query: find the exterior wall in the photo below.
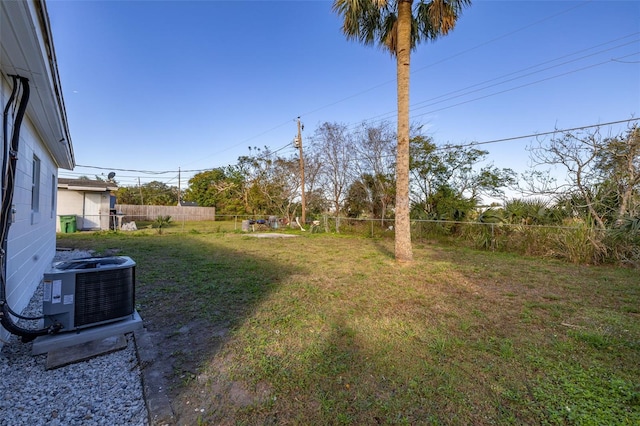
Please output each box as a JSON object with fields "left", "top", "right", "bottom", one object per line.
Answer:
{"left": 1, "top": 78, "right": 58, "bottom": 344}
{"left": 1, "top": 1, "right": 74, "bottom": 348}
{"left": 57, "top": 189, "right": 113, "bottom": 231}
{"left": 56, "top": 189, "right": 83, "bottom": 231}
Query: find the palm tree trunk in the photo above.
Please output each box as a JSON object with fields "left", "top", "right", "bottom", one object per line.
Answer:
{"left": 394, "top": 0, "right": 413, "bottom": 262}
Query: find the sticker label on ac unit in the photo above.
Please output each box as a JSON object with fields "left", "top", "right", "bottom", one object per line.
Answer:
{"left": 63, "top": 294, "right": 74, "bottom": 305}
{"left": 52, "top": 280, "right": 62, "bottom": 304}
{"left": 43, "top": 280, "right": 52, "bottom": 302}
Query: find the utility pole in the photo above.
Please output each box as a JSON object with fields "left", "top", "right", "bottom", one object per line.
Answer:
{"left": 138, "top": 177, "right": 144, "bottom": 205}
{"left": 295, "top": 117, "right": 306, "bottom": 225}
{"left": 178, "top": 167, "right": 181, "bottom": 206}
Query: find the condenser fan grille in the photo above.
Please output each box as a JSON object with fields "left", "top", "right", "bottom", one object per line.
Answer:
{"left": 74, "top": 267, "right": 135, "bottom": 327}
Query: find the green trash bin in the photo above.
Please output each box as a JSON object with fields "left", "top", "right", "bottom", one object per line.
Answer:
{"left": 59, "top": 215, "right": 77, "bottom": 233}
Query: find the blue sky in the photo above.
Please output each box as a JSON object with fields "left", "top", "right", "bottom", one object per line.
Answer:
{"left": 48, "top": 0, "right": 640, "bottom": 190}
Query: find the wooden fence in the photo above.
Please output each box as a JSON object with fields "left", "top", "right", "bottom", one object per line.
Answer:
{"left": 115, "top": 204, "right": 216, "bottom": 221}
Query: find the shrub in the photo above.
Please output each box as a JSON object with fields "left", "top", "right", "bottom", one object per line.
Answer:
{"left": 606, "top": 216, "right": 640, "bottom": 268}
{"left": 154, "top": 215, "right": 172, "bottom": 234}
{"left": 551, "top": 219, "right": 607, "bottom": 264}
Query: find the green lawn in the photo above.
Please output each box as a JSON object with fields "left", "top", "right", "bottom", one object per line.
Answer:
{"left": 57, "top": 225, "right": 640, "bottom": 425}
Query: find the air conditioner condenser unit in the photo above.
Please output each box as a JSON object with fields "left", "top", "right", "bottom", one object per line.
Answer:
{"left": 42, "top": 256, "right": 136, "bottom": 332}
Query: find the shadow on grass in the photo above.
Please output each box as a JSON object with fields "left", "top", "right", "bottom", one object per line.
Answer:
{"left": 58, "top": 233, "right": 302, "bottom": 424}
{"left": 372, "top": 237, "right": 395, "bottom": 259}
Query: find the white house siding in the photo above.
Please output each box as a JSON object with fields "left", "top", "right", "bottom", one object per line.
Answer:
{"left": 1, "top": 0, "right": 74, "bottom": 347}
{"left": 1, "top": 83, "right": 58, "bottom": 344}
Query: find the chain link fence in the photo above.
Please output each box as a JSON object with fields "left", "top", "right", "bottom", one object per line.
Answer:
{"left": 62, "top": 211, "right": 637, "bottom": 266}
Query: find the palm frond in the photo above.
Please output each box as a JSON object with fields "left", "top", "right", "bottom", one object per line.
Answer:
{"left": 334, "top": 1, "right": 471, "bottom": 52}
{"left": 333, "top": 0, "right": 384, "bottom": 45}
{"left": 614, "top": 215, "right": 640, "bottom": 233}
{"left": 415, "top": 0, "right": 470, "bottom": 40}
{"left": 381, "top": 12, "right": 398, "bottom": 53}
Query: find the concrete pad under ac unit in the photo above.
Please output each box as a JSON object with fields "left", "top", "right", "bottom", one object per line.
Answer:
{"left": 32, "top": 310, "right": 143, "bottom": 356}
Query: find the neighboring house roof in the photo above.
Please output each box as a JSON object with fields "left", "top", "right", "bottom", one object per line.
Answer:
{"left": 58, "top": 178, "right": 118, "bottom": 192}
{"left": 0, "top": 0, "right": 74, "bottom": 170}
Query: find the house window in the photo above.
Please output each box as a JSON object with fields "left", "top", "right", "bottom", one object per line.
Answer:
{"left": 31, "top": 155, "right": 40, "bottom": 213}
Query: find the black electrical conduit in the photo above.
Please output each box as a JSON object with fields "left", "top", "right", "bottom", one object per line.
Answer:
{"left": 0, "top": 75, "right": 43, "bottom": 323}
{"left": 1, "top": 75, "right": 22, "bottom": 313}
{"left": 1, "top": 75, "right": 60, "bottom": 342}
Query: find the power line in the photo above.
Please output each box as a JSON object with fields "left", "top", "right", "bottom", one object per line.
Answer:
{"left": 66, "top": 4, "right": 637, "bottom": 180}
{"left": 179, "top": 119, "right": 295, "bottom": 169}
{"left": 439, "top": 117, "right": 639, "bottom": 150}
{"left": 354, "top": 117, "right": 640, "bottom": 160}
{"left": 68, "top": 117, "right": 639, "bottom": 177}
{"left": 409, "top": 1, "right": 595, "bottom": 77}
{"left": 410, "top": 51, "right": 640, "bottom": 122}
{"left": 73, "top": 164, "right": 175, "bottom": 175}
{"left": 201, "top": 39, "right": 636, "bottom": 165}
{"left": 175, "top": 0, "right": 600, "bottom": 167}
{"left": 412, "top": 37, "right": 639, "bottom": 112}
{"left": 356, "top": 37, "right": 639, "bottom": 127}
{"left": 297, "top": 0, "right": 596, "bottom": 120}
{"left": 60, "top": 170, "right": 171, "bottom": 179}
{"left": 304, "top": 32, "right": 639, "bottom": 147}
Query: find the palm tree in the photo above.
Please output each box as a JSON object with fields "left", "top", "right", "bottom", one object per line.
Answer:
{"left": 333, "top": 0, "right": 471, "bottom": 262}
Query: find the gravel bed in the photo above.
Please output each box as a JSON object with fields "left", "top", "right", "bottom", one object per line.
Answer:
{"left": 0, "top": 250, "right": 148, "bottom": 426}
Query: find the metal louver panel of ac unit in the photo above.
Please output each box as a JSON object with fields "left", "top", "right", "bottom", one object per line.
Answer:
{"left": 74, "top": 266, "right": 135, "bottom": 327}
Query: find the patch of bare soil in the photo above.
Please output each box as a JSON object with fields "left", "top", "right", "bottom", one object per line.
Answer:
{"left": 172, "top": 354, "right": 274, "bottom": 426}
{"left": 137, "top": 283, "right": 272, "bottom": 425}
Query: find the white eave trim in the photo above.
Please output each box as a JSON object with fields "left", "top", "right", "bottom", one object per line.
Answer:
{"left": 58, "top": 185, "right": 118, "bottom": 192}
{"left": 0, "top": 0, "right": 75, "bottom": 170}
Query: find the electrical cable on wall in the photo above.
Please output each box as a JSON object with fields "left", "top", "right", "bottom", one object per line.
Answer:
{"left": 1, "top": 75, "right": 61, "bottom": 342}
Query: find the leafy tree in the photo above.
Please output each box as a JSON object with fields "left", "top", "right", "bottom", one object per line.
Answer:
{"left": 426, "top": 185, "right": 475, "bottom": 231}
{"left": 238, "top": 147, "right": 302, "bottom": 222}
{"left": 344, "top": 173, "right": 396, "bottom": 221}
{"left": 345, "top": 174, "right": 373, "bottom": 218}
{"left": 141, "top": 181, "right": 179, "bottom": 205}
{"left": 439, "top": 143, "right": 515, "bottom": 203}
{"left": 410, "top": 135, "right": 447, "bottom": 217}
{"left": 410, "top": 135, "right": 515, "bottom": 220}
{"left": 183, "top": 167, "right": 245, "bottom": 214}
{"left": 115, "top": 186, "right": 140, "bottom": 205}
{"left": 333, "top": 0, "right": 472, "bottom": 262}
{"left": 305, "top": 188, "right": 331, "bottom": 219}
{"left": 115, "top": 181, "right": 178, "bottom": 206}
